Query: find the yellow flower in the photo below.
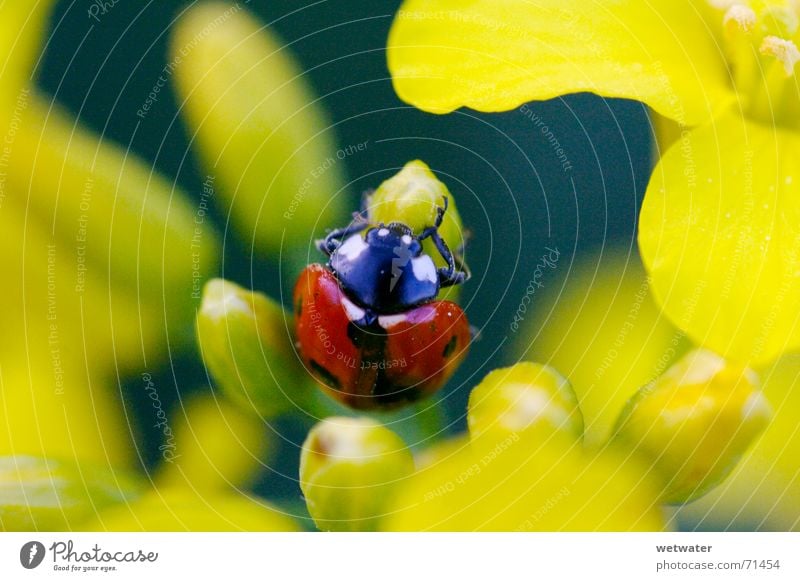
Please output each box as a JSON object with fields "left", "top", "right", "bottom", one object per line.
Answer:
{"left": 388, "top": 0, "right": 800, "bottom": 364}
{"left": 0, "top": 1, "right": 176, "bottom": 465}
{"left": 0, "top": 456, "right": 140, "bottom": 531}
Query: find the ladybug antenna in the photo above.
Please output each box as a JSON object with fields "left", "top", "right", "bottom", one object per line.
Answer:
{"left": 316, "top": 215, "right": 369, "bottom": 256}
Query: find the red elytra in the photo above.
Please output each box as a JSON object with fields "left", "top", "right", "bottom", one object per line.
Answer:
{"left": 293, "top": 264, "right": 470, "bottom": 410}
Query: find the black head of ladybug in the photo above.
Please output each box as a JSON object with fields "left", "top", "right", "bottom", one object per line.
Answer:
{"left": 317, "top": 197, "right": 469, "bottom": 315}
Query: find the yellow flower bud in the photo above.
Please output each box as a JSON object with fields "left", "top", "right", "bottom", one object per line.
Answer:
{"left": 300, "top": 417, "right": 415, "bottom": 531}
{"left": 0, "top": 456, "right": 140, "bottom": 531}
{"left": 196, "top": 279, "right": 312, "bottom": 417}
{"left": 613, "top": 349, "right": 772, "bottom": 503}
{"left": 170, "top": 1, "right": 346, "bottom": 253}
{"left": 675, "top": 354, "right": 800, "bottom": 530}
{"left": 468, "top": 362, "right": 583, "bottom": 449}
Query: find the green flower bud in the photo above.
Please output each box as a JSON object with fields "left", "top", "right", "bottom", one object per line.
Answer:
{"left": 0, "top": 456, "right": 140, "bottom": 531}
{"left": 468, "top": 362, "right": 583, "bottom": 449}
{"left": 367, "top": 160, "right": 467, "bottom": 302}
{"left": 196, "top": 279, "right": 311, "bottom": 417}
{"left": 613, "top": 349, "right": 772, "bottom": 504}
{"left": 300, "top": 417, "right": 415, "bottom": 531}
{"left": 170, "top": 1, "right": 346, "bottom": 254}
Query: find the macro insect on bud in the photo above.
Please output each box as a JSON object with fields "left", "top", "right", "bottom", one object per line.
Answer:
{"left": 293, "top": 163, "right": 471, "bottom": 410}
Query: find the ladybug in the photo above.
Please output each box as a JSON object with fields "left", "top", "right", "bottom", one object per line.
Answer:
{"left": 293, "top": 198, "right": 471, "bottom": 410}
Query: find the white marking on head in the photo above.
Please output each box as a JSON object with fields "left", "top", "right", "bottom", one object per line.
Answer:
{"left": 338, "top": 234, "right": 368, "bottom": 260}
{"left": 378, "top": 228, "right": 390, "bottom": 236}
{"left": 401, "top": 234, "right": 412, "bottom": 245}
{"left": 411, "top": 255, "right": 438, "bottom": 284}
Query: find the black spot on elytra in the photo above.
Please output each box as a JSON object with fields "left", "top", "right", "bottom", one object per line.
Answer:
{"left": 310, "top": 360, "right": 341, "bottom": 391}
{"left": 346, "top": 322, "right": 365, "bottom": 348}
{"left": 370, "top": 370, "right": 424, "bottom": 409}
{"left": 442, "top": 335, "right": 458, "bottom": 358}
{"left": 346, "top": 318, "right": 386, "bottom": 348}
{"left": 294, "top": 297, "right": 303, "bottom": 317}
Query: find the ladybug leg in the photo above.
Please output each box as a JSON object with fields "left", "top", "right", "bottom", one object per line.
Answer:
{"left": 433, "top": 195, "right": 448, "bottom": 228}
{"left": 450, "top": 251, "right": 472, "bottom": 286}
{"left": 317, "top": 216, "right": 369, "bottom": 256}
{"left": 420, "top": 226, "right": 471, "bottom": 288}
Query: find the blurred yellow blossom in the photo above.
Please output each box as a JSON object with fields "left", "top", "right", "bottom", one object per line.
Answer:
{"left": 512, "top": 250, "right": 689, "bottom": 448}
{"left": 382, "top": 436, "right": 665, "bottom": 531}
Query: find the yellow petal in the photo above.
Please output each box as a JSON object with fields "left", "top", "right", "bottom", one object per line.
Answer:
{"left": 0, "top": 197, "right": 162, "bottom": 371}
{"left": 383, "top": 437, "right": 665, "bottom": 531}
{"left": 171, "top": 1, "right": 346, "bottom": 253}
{"left": 511, "top": 248, "right": 690, "bottom": 447}
{"left": 0, "top": 203, "right": 154, "bottom": 466}
{"left": 388, "top": 0, "right": 733, "bottom": 125}
{"left": 89, "top": 490, "right": 300, "bottom": 532}
{"left": 0, "top": 1, "right": 54, "bottom": 129}
{"left": 0, "top": 456, "right": 141, "bottom": 532}
{"left": 4, "top": 94, "right": 219, "bottom": 330}
{"left": 639, "top": 111, "right": 800, "bottom": 364}
{"left": 156, "top": 393, "right": 271, "bottom": 491}
{"left": 0, "top": 364, "right": 135, "bottom": 467}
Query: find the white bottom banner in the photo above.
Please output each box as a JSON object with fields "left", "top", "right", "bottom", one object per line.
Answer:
{"left": 0, "top": 532, "right": 797, "bottom": 580}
